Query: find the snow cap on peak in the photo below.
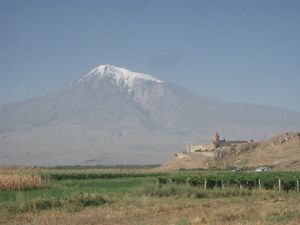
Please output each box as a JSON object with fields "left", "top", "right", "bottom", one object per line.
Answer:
{"left": 87, "top": 64, "right": 116, "bottom": 75}
{"left": 72, "top": 64, "right": 163, "bottom": 88}
{"left": 85, "top": 64, "right": 163, "bottom": 84}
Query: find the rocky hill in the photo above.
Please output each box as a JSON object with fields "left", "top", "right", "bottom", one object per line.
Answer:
{"left": 158, "top": 132, "right": 300, "bottom": 171}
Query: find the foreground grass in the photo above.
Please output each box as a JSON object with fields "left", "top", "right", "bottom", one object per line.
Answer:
{"left": 0, "top": 169, "right": 300, "bottom": 225}
{"left": 0, "top": 176, "right": 156, "bottom": 217}
{"left": 2, "top": 188, "right": 299, "bottom": 225}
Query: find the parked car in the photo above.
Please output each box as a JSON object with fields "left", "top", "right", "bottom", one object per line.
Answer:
{"left": 255, "top": 167, "right": 271, "bottom": 172}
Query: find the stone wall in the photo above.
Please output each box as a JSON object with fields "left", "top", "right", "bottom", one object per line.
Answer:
{"left": 186, "top": 143, "right": 214, "bottom": 153}
{"left": 218, "top": 140, "right": 247, "bottom": 147}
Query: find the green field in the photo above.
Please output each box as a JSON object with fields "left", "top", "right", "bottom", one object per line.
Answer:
{"left": 0, "top": 168, "right": 300, "bottom": 225}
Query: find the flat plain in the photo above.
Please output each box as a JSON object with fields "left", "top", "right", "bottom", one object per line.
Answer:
{"left": 0, "top": 167, "right": 300, "bottom": 225}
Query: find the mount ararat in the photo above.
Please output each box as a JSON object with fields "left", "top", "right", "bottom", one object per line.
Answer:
{"left": 0, "top": 65, "right": 299, "bottom": 166}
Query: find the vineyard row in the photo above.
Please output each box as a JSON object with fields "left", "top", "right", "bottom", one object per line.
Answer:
{"left": 158, "top": 172, "right": 300, "bottom": 192}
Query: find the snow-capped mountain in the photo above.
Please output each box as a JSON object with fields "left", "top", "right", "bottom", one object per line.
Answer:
{"left": 0, "top": 65, "right": 300, "bottom": 166}
{"left": 74, "top": 64, "right": 163, "bottom": 88}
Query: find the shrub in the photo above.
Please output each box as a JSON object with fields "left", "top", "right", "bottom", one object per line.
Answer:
{"left": 170, "top": 176, "right": 188, "bottom": 184}
{"left": 263, "top": 177, "right": 277, "bottom": 190}
{"left": 188, "top": 176, "right": 205, "bottom": 186}
{"left": 69, "top": 193, "right": 108, "bottom": 206}
{"left": 282, "top": 179, "right": 296, "bottom": 192}
{"left": 195, "top": 192, "right": 207, "bottom": 199}
{"left": 158, "top": 177, "right": 168, "bottom": 184}
{"left": 142, "top": 184, "right": 177, "bottom": 197}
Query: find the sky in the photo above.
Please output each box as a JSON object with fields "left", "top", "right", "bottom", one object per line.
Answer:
{"left": 0, "top": 0, "right": 300, "bottom": 111}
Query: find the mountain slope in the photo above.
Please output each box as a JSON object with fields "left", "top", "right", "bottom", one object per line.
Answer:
{"left": 0, "top": 65, "right": 300, "bottom": 166}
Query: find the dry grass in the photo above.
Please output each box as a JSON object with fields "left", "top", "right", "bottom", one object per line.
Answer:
{"left": 0, "top": 174, "right": 41, "bottom": 191}
{"left": 2, "top": 191, "right": 300, "bottom": 225}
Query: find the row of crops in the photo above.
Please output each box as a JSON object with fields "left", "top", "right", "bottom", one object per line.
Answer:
{"left": 158, "top": 172, "right": 300, "bottom": 192}
{"left": 42, "top": 171, "right": 165, "bottom": 180}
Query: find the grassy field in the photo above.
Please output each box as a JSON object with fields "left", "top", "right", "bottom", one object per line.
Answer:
{"left": 0, "top": 168, "right": 300, "bottom": 225}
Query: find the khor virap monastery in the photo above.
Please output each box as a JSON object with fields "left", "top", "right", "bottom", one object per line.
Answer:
{"left": 175, "top": 132, "right": 253, "bottom": 159}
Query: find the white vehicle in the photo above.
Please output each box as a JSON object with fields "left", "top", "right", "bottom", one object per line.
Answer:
{"left": 255, "top": 167, "right": 270, "bottom": 172}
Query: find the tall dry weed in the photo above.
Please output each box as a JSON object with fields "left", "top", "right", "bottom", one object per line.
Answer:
{"left": 0, "top": 174, "right": 41, "bottom": 191}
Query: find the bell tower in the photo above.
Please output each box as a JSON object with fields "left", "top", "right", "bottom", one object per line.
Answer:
{"left": 213, "top": 132, "right": 220, "bottom": 143}
{"left": 211, "top": 132, "right": 220, "bottom": 148}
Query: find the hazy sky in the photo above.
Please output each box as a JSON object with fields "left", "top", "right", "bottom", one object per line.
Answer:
{"left": 1, "top": 0, "right": 300, "bottom": 111}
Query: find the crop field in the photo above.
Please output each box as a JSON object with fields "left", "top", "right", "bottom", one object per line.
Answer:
{"left": 0, "top": 174, "right": 41, "bottom": 191}
{"left": 0, "top": 168, "right": 300, "bottom": 225}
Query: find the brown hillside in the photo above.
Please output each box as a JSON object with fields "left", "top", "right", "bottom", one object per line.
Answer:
{"left": 158, "top": 132, "right": 300, "bottom": 171}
